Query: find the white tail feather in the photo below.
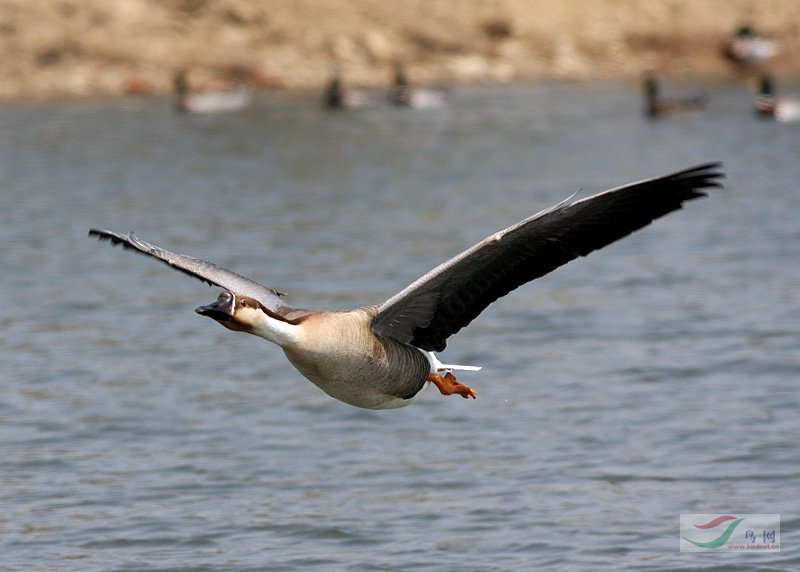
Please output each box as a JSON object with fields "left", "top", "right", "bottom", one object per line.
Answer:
{"left": 438, "top": 364, "right": 482, "bottom": 372}
{"left": 423, "top": 351, "right": 482, "bottom": 373}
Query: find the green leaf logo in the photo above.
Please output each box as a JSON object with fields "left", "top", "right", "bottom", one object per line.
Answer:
{"left": 683, "top": 516, "right": 744, "bottom": 549}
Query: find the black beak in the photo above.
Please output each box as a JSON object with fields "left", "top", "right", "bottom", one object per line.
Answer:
{"left": 195, "top": 291, "right": 235, "bottom": 322}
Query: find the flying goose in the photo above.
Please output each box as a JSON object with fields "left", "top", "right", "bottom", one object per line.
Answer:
{"left": 89, "top": 162, "right": 723, "bottom": 409}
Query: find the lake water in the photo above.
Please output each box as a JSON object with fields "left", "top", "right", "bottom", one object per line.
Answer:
{"left": 1, "top": 82, "right": 798, "bottom": 571}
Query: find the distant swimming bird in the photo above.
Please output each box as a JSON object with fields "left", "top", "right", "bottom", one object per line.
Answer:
{"left": 323, "top": 74, "right": 346, "bottom": 109}
{"left": 390, "top": 65, "right": 447, "bottom": 109}
{"left": 174, "top": 70, "right": 251, "bottom": 113}
{"left": 89, "top": 163, "right": 723, "bottom": 410}
{"left": 723, "top": 25, "right": 779, "bottom": 69}
{"left": 753, "top": 74, "right": 800, "bottom": 122}
{"left": 322, "top": 74, "right": 375, "bottom": 109}
{"left": 643, "top": 75, "right": 707, "bottom": 119}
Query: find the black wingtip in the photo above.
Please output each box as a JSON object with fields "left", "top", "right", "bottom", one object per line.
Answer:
{"left": 89, "top": 228, "right": 125, "bottom": 240}
{"left": 688, "top": 161, "right": 725, "bottom": 180}
{"left": 89, "top": 228, "right": 121, "bottom": 243}
{"left": 668, "top": 162, "right": 725, "bottom": 202}
{"left": 89, "top": 229, "right": 142, "bottom": 252}
{"left": 672, "top": 161, "right": 725, "bottom": 182}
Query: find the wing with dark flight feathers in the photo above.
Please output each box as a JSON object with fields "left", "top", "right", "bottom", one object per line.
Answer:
{"left": 371, "top": 162, "right": 724, "bottom": 352}
{"left": 88, "top": 229, "right": 292, "bottom": 312}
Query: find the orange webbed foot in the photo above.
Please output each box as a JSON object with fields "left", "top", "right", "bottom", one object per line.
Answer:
{"left": 427, "top": 371, "right": 477, "bottom": 399}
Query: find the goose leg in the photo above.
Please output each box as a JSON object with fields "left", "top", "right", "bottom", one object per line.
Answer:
{"left": 427, "top": 372, "right": 477, "bottom": 399}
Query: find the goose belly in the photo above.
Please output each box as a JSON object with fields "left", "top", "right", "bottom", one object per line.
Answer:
{"left": 282, "top": 342, "right": 429, "bottom": 410}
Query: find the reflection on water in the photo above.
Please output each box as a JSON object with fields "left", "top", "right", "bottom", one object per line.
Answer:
{"left": 1, "top": 84, "right": 798, "bottom": 571}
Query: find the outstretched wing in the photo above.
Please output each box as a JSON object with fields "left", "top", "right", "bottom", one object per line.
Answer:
{"left": 88, "top": 229, "right": 291, "bottom": 312}
{"left": 371, "top": 162, "right": 724, "bottom": 352}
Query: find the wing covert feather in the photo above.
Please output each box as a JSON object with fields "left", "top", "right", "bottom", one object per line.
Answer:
{"left": 88, "top": 229, "right": 291, "bottom": 311}
{"left": 372, "top": 162, "right": 723, "bottom": 351}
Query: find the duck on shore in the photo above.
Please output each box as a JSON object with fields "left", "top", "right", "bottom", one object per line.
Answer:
{"left": 723, "top": 25, "right": 779, "bottom": 70}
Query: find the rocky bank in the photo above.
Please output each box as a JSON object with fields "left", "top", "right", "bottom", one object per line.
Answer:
{"left": 1, "top": 0, "right": 798, "bottom": 100}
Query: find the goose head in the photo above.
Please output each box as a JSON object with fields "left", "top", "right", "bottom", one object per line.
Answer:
{"left": 195, "top": 291, "right": 299, "bottom": 345}
{"left": 196, "top": 291, "right": 262, "bottom": 333}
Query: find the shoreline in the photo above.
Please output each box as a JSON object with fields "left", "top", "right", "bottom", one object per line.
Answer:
{"left": 1, "top": 0, "right": 797, "bottom": 102}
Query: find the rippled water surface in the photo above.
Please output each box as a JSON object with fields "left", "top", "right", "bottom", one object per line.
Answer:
{"left": 1, "top": 83, "right": 799, "bottom": 571}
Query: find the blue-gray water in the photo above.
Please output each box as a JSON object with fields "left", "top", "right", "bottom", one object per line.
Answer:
{"left": 1, "top": 83, "right": 798, "bottom": 571}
